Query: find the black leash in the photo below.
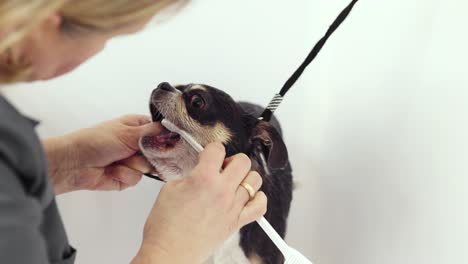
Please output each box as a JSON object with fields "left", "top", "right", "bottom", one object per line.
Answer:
{"left": 259, "top": 0, "right": 359, "bottom": 122}
{"left": 145, "top": 0, "right": 359, "bottom": 182}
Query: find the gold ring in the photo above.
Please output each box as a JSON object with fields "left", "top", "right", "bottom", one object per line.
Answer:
{"left": 240, "top": 181, "right": 256, "bottom": 200}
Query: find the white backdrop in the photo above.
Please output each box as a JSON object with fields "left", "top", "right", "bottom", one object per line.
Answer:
{"left": 3, "top": 0, "right": 467, "bottom": 263}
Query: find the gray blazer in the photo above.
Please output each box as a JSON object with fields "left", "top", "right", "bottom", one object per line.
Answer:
{"left": 0, "top": 96, "right": 76, "bottom": 264}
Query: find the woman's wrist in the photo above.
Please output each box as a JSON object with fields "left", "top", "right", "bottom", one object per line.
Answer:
{"left": 42, "top": 134, "right": 79, "bottom": 195}
{"left": 132, "top": 242, "right": 181, "bottom": 264}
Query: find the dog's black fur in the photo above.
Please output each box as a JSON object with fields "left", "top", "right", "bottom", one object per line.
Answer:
{"left": 236, "top": 102, "right": 293, "bottom": 264}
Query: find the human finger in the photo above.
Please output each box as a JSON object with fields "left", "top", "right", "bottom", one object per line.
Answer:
{"left": 102, "top": 164, "right": 143, "bottom": 191}
{"left": 194, "top": 142, "right": 226, "bottom": 174}
{"left": 237, "top": 191, "right": 268, "bottom": 228}
{"left": 222, "top": 153, "right": 251, "bottom": 190}
{"left": 119, "top": 114, "right": 151, "bottom": 126}
{"left": 119, "top": 155, "right": 153, "bottom": 174}
{"left": 234, "top": 171, "right": 263, "bottom": 208}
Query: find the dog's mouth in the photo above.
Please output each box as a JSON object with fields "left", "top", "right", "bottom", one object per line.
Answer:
{"left": 141, "top": 125, "right": 181, "bottom": 149}
{"left": 142, "top": 105, "right": 181, "bottom": 149}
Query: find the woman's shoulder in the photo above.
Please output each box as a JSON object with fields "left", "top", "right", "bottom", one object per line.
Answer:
{"left": 0, "top": 95, "right": 39, "bottom": 125}
{"left": 0, "top": 96, "right": 40, "bottom": 160}
{"left": 0, "top": 95, "right": 49, "bottom": 198}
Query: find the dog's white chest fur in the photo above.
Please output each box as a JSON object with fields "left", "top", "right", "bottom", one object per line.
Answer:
{"left": 203, "top": 232, "right": 251, "bottom": 264}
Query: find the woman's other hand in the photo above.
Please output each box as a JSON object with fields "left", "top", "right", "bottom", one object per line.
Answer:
{"left": 43, "top": 114, "right": 156, "bottom": 194}
{"left": 132, "top": 142, "right": 267, "bottom": 264}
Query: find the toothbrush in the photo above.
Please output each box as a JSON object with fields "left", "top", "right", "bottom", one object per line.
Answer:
{"left": 161, "top": 119, "right": 204, "bottom": 152}
{"left": 161, "top": 118, "right": 314, "bottom": 264}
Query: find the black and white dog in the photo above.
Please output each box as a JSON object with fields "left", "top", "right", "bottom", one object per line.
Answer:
{"left": 139, "top": 82, "right": 293, "bottom": 264}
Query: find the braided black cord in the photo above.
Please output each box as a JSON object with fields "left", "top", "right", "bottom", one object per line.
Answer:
{"left": 259, "top": 0, "right": 359, "bottom": 122}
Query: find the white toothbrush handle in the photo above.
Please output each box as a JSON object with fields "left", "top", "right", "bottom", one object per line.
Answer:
{"left": 179, "top": 129, "right": 204, "bottom": 152}
{"left": 256, "top": 217, "right": 291, "bottom": 257}
{"left": 161, "top": 119, "right": 204, "bottom": 152}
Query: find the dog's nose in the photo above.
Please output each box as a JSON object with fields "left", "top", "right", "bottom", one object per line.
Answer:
{"left": 158, "top": 82, "right": 175, "bottom": 92}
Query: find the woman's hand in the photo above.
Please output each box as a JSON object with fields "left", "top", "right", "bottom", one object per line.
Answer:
{"left": 132, "top": 142, "right": 267, "bottom": 264}
{"left": 43, "top": 115, "right": 157, "bottom": 195}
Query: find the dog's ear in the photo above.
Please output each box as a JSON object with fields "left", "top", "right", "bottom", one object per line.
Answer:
{"left": 251, "top": 121, "right": 288, "bottom": 169}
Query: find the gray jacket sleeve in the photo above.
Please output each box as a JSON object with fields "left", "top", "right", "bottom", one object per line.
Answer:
{"left": 0, "top": 158, "right": 49, "bottom": 264}
{"left": 0, "top": 95, "right": 75, "bottom": 264}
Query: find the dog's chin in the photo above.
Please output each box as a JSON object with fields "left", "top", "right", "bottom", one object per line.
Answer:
{"left": 139, "top": 127, "right": 199, "bottom": 181}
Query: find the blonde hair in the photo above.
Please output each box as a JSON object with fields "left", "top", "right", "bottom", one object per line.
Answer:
{"left": 0, "top": 0, "right": 182, "bottom": 83}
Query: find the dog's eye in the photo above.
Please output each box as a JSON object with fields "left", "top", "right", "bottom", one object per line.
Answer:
{"left": 190, "top": 94, "right": 205, "bottom": 109}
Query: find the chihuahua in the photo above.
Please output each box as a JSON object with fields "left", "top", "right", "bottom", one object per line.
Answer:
{"left": 139, "top": 82, "right": 293, "bottom": 264}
